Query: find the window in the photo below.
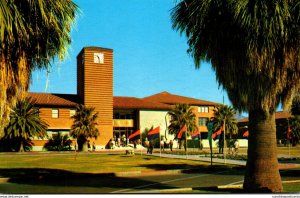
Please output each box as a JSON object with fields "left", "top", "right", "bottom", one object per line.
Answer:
{"left": 198, "top": 117, "right": 208, "bottom": 126}
{"left": 33, "top": 107, "right": 39, "bottom": 117}
{"left": 70, "top": 109, "right": 76, "bottom": 117}
{"left": 198, "top": 106, "right": 209, "bottom": 113}
{"left": 52, "top": 109, "right": 59, "bottom": 118}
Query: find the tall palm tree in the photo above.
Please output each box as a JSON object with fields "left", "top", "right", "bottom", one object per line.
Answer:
{"left": 70, "top": 104, "right": 99, "bottom": 151}
{"left": 0, "top": 0, "right": 78, "bottom": 135}
{"left": 171, "top": 0, "right": 300, "bottom": 192}
{"left": 213, "top": 105, "right": 238, "bottom": 153}
{"left": 4, "top": 97, "right": 48, "bottom": 152}
{"left": 167, "top": 104, "right": 198, "bottom": 149}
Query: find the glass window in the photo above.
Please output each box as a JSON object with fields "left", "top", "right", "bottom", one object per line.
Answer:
{"left": 198, "top": 106, "right": 209, "bottom": 113}
{"left": 198, "top": 117, "right": 208, "bottom": 126}
{"left": 52, "top": 109, "right": 59, "bottom": 118}
{"left": 70, "top": 109, "right": 76, "bottom": 117}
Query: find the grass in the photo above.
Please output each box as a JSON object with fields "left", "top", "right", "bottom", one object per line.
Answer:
{"left": 0, "top": 152, "right": 230, "bottom": 174}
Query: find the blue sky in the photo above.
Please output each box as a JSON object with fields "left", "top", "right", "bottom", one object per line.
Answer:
{"left": 29, "top": 0, "right": 231, "bottom": 106}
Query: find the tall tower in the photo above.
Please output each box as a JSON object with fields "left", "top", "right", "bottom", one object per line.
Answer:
{"left": 77, "top": 47, "right": 113, "bottom": 147}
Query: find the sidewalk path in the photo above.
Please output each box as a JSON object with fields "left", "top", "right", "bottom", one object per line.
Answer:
{"left": 151, "top": 152, "right": 246, "bottom": 166}
{"left": 150, "top": 152, "right": 300, "bottom": 169}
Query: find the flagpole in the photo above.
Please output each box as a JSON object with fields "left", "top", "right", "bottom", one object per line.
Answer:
{"left": 159, "top": 131, "right": 161, "bottom": 157}
{"left": 140, "top": 131, "right": 142, "bottom": 156}
{"left": 223, "top": 119, "right": 226, "bottom": 164}
{"left": 185, "top": 127, "right": 187, "bottom": 159}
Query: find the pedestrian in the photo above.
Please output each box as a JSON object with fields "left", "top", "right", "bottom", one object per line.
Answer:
{"left": 87, "top": 140, "right": 91, "bottom": 152}
{"left": 234, "top": 140, "right": 239, "bottom": 154}
{"left": 133, "top": 140, "right": 137, "bottom": 149}
{"left": 117, "top": 137, "right": 121, "bottom": 147}
{"left": 145, "top": 138, "right": 150, "bottom": 154}
{"left": 74, "top": 142, "right": 77, "bottom": 152}
{"left": 169, "top": 139, "right": 173, "bottom": 151}
{"left": 219, "top": 139, "right": 224, "bottom": 154}
{"left": 199, "top": 140, "right": 203, "bottom": 150}
{"left": 92, "top": 142, "right": 96, "bottom": 151}
{"left": 160, "top": 139, "right": 165, "bottom": 151}
{"left": 149, "top": 140, "right": 153, "bottom": 154}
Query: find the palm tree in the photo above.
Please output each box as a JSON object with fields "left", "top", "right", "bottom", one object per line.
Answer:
{"left": 167, "top": 104, "right": 197, "bottom": 150}
{"left": 171, "top": 0, "right": 300, "bottom": 192}
{"left": 0, "top": 1, "right": 78, "bottom": 135}
{"left": 4, "top": 97, "right": 48, "bottom": 152}
{"left": 213, "top": 105, "right": 238, "bottom": 153}
{"left": 70, "top": 104, "right": 99, "bottom": 151}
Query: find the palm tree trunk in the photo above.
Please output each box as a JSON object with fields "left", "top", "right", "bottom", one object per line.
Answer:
{"left": 243, "top": 109, "right": 282, "bottom": 192}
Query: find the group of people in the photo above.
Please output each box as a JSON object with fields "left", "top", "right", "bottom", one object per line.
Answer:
{"left": 144, "top": 138, "right": 174, "bottom": 154}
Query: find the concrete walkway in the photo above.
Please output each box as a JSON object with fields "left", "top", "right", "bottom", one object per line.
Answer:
{"left": 149, "top": 150, "right": 300, "bottom": 168}
{"left": 151, "top": 152, "right": 247, "bottom": 166}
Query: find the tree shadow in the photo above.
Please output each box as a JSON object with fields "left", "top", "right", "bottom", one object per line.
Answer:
{"left": 138, "top": 163, "right": 245, "bottom": 175}
{"left": 0, "top": 168, "right": 175, "bottom": 191}
{"left": 280, "top": 169, "right": 300, "bottom": 177}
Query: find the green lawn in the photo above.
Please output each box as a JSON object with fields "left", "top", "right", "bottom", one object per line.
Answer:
{"left": 0, "top": 152, "right": 230, "bottom": 174}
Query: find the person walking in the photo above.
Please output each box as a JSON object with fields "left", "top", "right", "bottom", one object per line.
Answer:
{"left": 169, "top": 139, "right": 173, "bottom": 151}
{"left": 149, "top": 140, "right": 153, "bottom": 154}
{"left": 92, "top": 142, "right": 96, "bottom": 151}
{"left": 87, "top": 140, "right": 91, "bottom": 152}
{"left": 145, "top": 138, "right": 150, "bottom": 153}
{"left": 160, "top": 139, "right": 165, "bottom": 151}
{"left": 234, "top": 140, "right": 239, "bottom": 154}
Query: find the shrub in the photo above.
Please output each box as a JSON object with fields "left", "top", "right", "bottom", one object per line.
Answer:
{"left": 43, "top": 132, "right": 72, "bottom": 151}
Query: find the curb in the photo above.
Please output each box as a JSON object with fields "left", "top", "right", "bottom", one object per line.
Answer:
{"left": 217, "top": 180, "right": 300, "bottom": 189}
{"left": 115, "top": 169, "right": 184, "bottom": 177}
{"left": 128, "top": 187, "right": 193, "bottom": 193}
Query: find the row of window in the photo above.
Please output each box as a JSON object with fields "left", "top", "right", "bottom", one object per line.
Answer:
{"left": 50, "top": 109, "right": 76, "bottom": 118}
{"left": 198, "top": 106, "right": 209, "bottom": 113}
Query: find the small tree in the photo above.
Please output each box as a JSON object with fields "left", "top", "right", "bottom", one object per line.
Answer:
{"left": 70, "top": 104, "right": 99, "bottom": 151}
{"left": 167, "top": 104, "right": 197, "bottom": 150}
{"left": 4, "top": 97, "right": 48, "bottom": 152}
{"left": 213, "top": 105, "right": 238, "bottom": 153}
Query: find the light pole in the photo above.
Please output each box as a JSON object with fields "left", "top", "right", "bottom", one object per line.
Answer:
{"left": 223, "top": 118, "right": 226, "bottom": 164}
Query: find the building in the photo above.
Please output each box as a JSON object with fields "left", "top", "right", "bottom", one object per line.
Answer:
{"left": 27, "top": 47, "right": 220, "bottom": 151}
{"left": 238, "top": 111, "right": 291, "bottom": 144}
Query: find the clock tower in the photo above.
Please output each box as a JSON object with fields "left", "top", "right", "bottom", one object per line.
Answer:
{"left": 77, "top": 47, "right": 113, "bottom": 148}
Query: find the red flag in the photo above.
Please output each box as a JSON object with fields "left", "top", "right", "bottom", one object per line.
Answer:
{"left": 147, "top": 127, "right": 160, "bottom": 140}
{"left": 177, "top": 125, "right": 186, "bottom": 139}
{"left": 287, "top": 127, "right": 291, "bottom": 140}
{"left": 191, "top": 131, "right": 200, "bottom": 139}
{"left": 212, "top": 128, "right": 222, "bottom": 139}
{"left": 243, "top": 130, "right": 249, "bottom": 137}
{"left": 128, "top": 130, "right": 140, "bottom": 140}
